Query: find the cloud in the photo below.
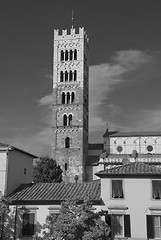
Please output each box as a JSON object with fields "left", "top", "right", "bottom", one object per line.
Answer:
{"left": 38, "top": 94, "right": 52, "bottom": 106}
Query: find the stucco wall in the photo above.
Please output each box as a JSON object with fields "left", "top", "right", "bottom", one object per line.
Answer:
{"left": 101, "top": 177, "right": 161, "bottom": 239}
{"left": 6, "top": 150, "right": 33, "bottom": 196}
{"left": 0, "top": 152, "right": 7, "bottom": 195}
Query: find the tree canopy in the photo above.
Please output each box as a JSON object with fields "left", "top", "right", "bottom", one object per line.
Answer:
{"left": 43, "top": 199, "right": 111, "bottom": 240}
{"left": 33, "top": 156, "right": 62, "bottom": 183}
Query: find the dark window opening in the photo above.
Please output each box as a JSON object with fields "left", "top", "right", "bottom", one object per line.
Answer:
{"left": 60, "top": 71, "right": 64, "bottom": 82}
{"left": 62, "top": 92, "right": 65, "bottom": 104}
{"left": 65, "top": 71, "right": 68, "bottom": 82}
{"left": 65, "top": 50, "right": 68, "bottom": 61}
{"left": 22, "top": 213, "right": 35, "bottom": 236}
{"left": 65, "top": 137, "right": 70, "bottom": 148}
{"left": 60, "top": 50, "right": 64, "bottom": 61}
{"left": 70, "top": 50, "right": 73, "bottom": 61}
{"left": 63, "top": 115, "right": 68, "bottom": 126}
{"left": 24, "top": 168, "right": 26, "bottom": 175}
{"left": 74, "top": 70, "right": 77, "bottom": 81}
{"left": 69, "top": 70, "right": 73, "bottom": 81}
{"left": 71, "top": 92, "right": 75, "bottom": 103}
{"left": 65, "top": 163, "right": 68, "bottom": 171}
{"left": 111, "top": 180, "right": 124, "bottom": 198}
{"left": 67, "top": 92, "right": 70, "bottom": 104}
{"left": 68, "top": 114, "right": 72, "bottom": 126}
{"left": 152, "top": 180, "right": 161, "bottom": 199}
{"left": 74, "top": 49, "right": 77, "bottom": 60}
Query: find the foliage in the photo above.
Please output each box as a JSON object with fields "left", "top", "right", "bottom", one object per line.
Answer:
{"left": 43, "top": 199, "right": 110, "bottom": 240}
{"left": 33, "top": 156, "right": 62, "bottom": 183}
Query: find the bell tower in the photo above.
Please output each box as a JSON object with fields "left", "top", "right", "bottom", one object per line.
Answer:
{"left": 52, "top": 27, "right": 89, "bottom": 183}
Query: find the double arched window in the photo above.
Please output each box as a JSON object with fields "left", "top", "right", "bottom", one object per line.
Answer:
{"left": 63, "top": 114, "right": 73, "bottom": 126}
{"left": 61, "top": 92, "right": 75, "bottom": 104}
{"left": 60, "top": 49, "right": 77, "bottom": 61}
{"left": 60, "top": 70, "right": 77, "bottom": 82}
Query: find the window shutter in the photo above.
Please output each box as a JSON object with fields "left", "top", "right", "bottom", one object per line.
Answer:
{"left": 29, "top": 213, "right": 35, "bottom": 235}
{"left": 124, "top": 214, "right": 131, "bottom": 237}
{"left": 147, "top": 215, "right": 154, "bottom": 239}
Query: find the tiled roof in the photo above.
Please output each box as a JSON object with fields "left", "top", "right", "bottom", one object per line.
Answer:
{"left": 109, "top": 131, "right": 161, "bottom": 137}
{"left": 8, "top": 180, "right": 101, "bottom": 203}
{"left": 95, "top": 162, "right": 161, "bottom": 177}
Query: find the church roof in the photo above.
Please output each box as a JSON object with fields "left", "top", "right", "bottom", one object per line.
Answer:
{"left": 8, "top": 180, "right": 101, "bottom": 204}
{"left": 95, "top": 162, "right": 161, "bottom": 178}
{"left": 103, "top": 130, "right": 161, "bottom": 138}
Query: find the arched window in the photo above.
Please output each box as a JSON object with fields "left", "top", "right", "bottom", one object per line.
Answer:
{"left": 65, "top": 71, "right": 68, "bottom": 82}
{"left": 62, "top": 92, "right": 65, "bottom": 104}
{"left": 69, "top": 70, "right": 73, "bottom": 81}
{"left": 65, "top": 137, "right": 70, "bottom": 148}
{"left": 71, "top": 92, "right": 75, "bottom": 103}
{"left": 60, "top": 71, "right": 64, "bottom": 82}
{"left": 74, "top": 49, "right": 77, "bottom": 60}
{"left": 68, "top": 114, "right": 72, "bottom": 126}
{"left": 74, "top": 70, "right": 77, "bottom": 81}
{"left": 60, "top": 50, "right": 64, "bottom": 61}
{"left": 65, "top": 50, "right": 68, "bottom": 61}
{"left": 63, "top": 114, "right": 68, "bottom": 126}
{"left": 70, "top": 50, "right": 73, "bottom": 61}
{"left": 67, "top": 92, "right": 70, "bottom": 104}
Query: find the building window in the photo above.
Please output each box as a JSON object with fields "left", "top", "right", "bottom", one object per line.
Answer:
{"left": 62, "top": 92, "right": 65, "bottom": 104}
{"left": 70, "top": 50, "right": 73, "bottom": 61}
{"left": 147, "top": 215, "right": 161, "bottom": 238}
{"left": 152, "top": 180, "right": 161, "bottom": 199}
{"left": 111, "top": 179, "right": 124, "bottom": 198}
{"left": 74, "top": 49, "right": 77, "bottom": 60}
{"left": 63, "top": 115, "right": 68, "bottom": 126}
{"left": 69, "top": 70, "right": 73, "bottom": 81}
{"left": 21, "top": 212, "right": 35, "bottom": 236}
{"left": 65, "top": 137, "right": 70, "bottom": 148}
{"left": 60, "top": 50, "right": 64, "bottom": 61}
{"left": 60, "top": 71, "right": 64, "bottom": 82}
{"left": 71, "top": 92, "right": 75, "bottom": 103}
{"left": 65, "top": 71, "right": 68, "bottom": 82}
{"left": 68, "top": 114, "right": 72, "bottom": 126}
{"left": 65, "top": 50, "right": 68, "bottom": 61}
{"left": 65, "top": 163, "right": 68, "bottom": 171}
{"left": 111, "top": 214, "right": 131, "bottom": 238}
{"left": 74, "top": 70, "right": 77, "bottom": 81}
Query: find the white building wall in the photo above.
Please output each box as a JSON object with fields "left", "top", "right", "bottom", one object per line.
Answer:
{"left": 0, "top": 152, "right": 7, "bottom": 195}
{"left": 101, "top": 177, "right": 161, "bottom": 239}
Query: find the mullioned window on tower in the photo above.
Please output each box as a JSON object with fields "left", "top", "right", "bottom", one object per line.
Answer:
{"left": 60, "top": 70, "right": 77, "bottom": 82}
{"left": 61, "top": 92, "right": 75, "bottom": 104}
{"left": 63, "top": 114, "right": 73, "bottom": 126}
{"left": 60, "top": 49, "right": 77, "bottom": 61}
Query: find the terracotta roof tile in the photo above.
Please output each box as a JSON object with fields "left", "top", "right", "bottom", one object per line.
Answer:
{"left": 8, "top": 180, "right": 101, "bottom": 203}
{"left": 96, "top": 162, "right": 161, "bottom": 177}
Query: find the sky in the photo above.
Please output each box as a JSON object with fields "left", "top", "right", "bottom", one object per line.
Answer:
{"left": 1, "top": 0, "right": 161, "bottom": 157}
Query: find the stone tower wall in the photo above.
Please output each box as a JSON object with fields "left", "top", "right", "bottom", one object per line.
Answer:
{"left": 52, "top": 27, "right": 89, "bottom": 183}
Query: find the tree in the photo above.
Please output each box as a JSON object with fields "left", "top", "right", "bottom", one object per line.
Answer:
{"left": 33, "top": 156, "right": 62, "bottom": 183}
{"left": 43, "top": 199, "right": 111, "bottom": 240}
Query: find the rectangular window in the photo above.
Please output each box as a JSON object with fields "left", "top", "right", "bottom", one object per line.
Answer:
{"left": 152, "top": 180, "right": 161, "bottom": 199}
{"left": 111, "top": 214, "right": 131, "bottom": 238}
{"left": 111, "top": 179, "right": 124, "bottom": 198}
{"left": 21, "top": 212, "right": 35, "bottom": 236}
{"left": 147, "top": 215, "right": 161, "bottom": 238}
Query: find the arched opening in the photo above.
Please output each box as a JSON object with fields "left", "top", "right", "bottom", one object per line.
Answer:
{"left": 65, "top": 137, "right": 70, "bottom": 148}
{"left": 71, "top": 92, "right": 75, "bottom": 103}
{"left": 60, "top": 50, "right": 64, "bottom": 61}
{"left": 63, "top": 114, "right": 68, "bottom": 126}
{"left": 60, "top": 71, "right": 64, "bottom": 82}
{"left": 67, "top": 92, "right": 70, "bottom": 104}
{"left": 65, "top": 50, "right": 68, "bottom": 61}
{"left": 65, "top": 163, "right": 68, "bottom": 171}
{"left": 70, "top": 50, "right": 73, "bottom": 61}
{"left": 62, "top": 92, "right": 65, "bottom": 104}
{"left": 65, "top": 71, "right": 68, "bottom": 82}
{"left": 69, "top": 70, "right": 73, "bottom": 81}
{"left": 74, "top": 49, "right": 77, "bottom": 60}
{"left": 74, "top": 70, "right": 77, "bottom": 81}
{"left": 68, "top": 114, "right": 72, "bottom": 126}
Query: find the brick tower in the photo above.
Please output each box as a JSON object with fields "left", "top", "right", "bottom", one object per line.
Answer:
{"left": 52, "top": 27, "right": 89, "bottom": 183}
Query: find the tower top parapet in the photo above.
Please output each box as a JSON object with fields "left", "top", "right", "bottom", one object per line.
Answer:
{"left": 54, "top": 27, "right": 89, "bottom": 42}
